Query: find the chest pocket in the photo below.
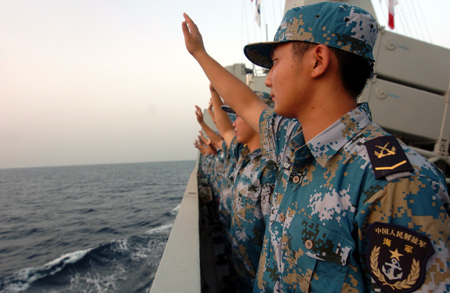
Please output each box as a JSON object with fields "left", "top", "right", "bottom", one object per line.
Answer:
{"left": 281, "top": 216, "right": 354, "bottom": 292}
{"left": 234, "top": 180, "right": 263, "bottom": 223}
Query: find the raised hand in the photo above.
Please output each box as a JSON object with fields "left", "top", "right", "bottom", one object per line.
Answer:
{"left": 207, "top": 99, "right": 216, "bottom": 124}
{"left": 195, "top": 105, "right": 204, "bottom": 124}
{"left": 182, "top": 13, "right": 206, "bottom": 58}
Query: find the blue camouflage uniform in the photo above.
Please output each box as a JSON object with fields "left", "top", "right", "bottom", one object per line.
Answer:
{"left": 242, "top": 4, "right": 450, "bottom": 290}
{"left": 253, "top": 104, "right": 450, "bottom": 292}
{"left": 229, "top": 137, "right": 277, "bottom": 290}
{"left": 210, "top": 150, "right": 225, "bottom": 206}
{"left": 218, "top": 139, "right": 239, "bottom": 240}
{"left": 198, "top": 154, "right": 207, "bottom": 179}
{"left": 200, "top": 154, "right": 214, "bottom": 182}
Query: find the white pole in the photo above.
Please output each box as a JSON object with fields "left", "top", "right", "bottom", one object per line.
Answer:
{"left": 434, "top": 78, "right": 450, "bottom": 156}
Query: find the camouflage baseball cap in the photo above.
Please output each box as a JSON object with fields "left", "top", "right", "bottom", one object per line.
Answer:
{"left": 221, "top": 91, "right": 273, "bottom": 114}
{"left": 244, "top": 2, "right": 378, "bottom": 69}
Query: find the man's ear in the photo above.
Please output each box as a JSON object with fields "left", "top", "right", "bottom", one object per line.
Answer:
{"left": 310, "top": 44, "right": 331, "bottom": 79}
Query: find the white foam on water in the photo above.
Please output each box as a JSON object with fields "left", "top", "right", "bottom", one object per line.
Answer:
{"left": 115, "top": 239, "right": 129, "bottom": 252}
{"left": 1, "top": 268, "right": 36, "bottom": 292}
{"left": 131, "top": 245, "right": 151, "bottom": 261}
{"left": 44, "top": 248, "right": 91, "bottom": 268}
{"left": 130, "top": 237, "right": 168, "bottom": 262}
{"left": 69, "top": 265, "right": 126, "bottom": 293}
{"left": 170, "top": 204, "right": 180, "bottom": 215}
{"left": 1, "top": 248, "right": 92, "bottom": 292}
{"left": 144, "top": 223, "right": 173, "bottom": 235}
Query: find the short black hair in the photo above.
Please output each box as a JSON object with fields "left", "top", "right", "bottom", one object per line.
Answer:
{"left": 291, "top": 42, "right": 373, "bottom": 98}
{"left": 330, "top": 47, "right": 374, "bottom": 98}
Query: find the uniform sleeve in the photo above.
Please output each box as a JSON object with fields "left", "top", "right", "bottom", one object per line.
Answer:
{"left": 259, "top": 159, "right": 278, "bottom": 221}
{"left": 358, "top": 175, "right": 450, "bottom": 292}
{"left": 229, "top": 137, "right": 243, "bottom": 163}
{"left": 259, "top": 108, "right": 279, "bottom": 163}
{"left": 222, "top": 140, "right": 228, "bottom": 157}
{"left": 259, "top": 107, "right": 304, "bottom": 166}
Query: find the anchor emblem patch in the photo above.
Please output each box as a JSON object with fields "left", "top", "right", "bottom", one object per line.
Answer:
{"left": 366, "top": 222, "right": 434, "bottom": 293}
{"left": 382, "top": 254, "right": 403, "bottom": 280}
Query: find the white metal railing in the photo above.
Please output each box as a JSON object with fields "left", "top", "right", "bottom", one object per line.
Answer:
{"left": 149, "top": 165, "right": 201, "bottom": 293}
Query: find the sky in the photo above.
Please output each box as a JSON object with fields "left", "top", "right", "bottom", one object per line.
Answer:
{"left": 1, "top": 0, "right": 450, "bottom": 169}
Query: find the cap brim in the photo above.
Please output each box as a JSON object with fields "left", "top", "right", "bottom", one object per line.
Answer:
{"left": 244, "top": 41, "right": 280, "bottom": 69}
{"left": 220, "top": 105, "right": 236, "bottom": 114}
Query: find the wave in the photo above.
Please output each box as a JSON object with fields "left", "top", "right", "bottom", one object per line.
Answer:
{"left": 0, "top": 232, "right": 170, "bottom": 292}
{"left": 0, "top": 249, "right": 91, "bottom": 292}
{"left": 170, "top": 204, "right": 180, "bottom": 216}
{"left": 0, "top": 161, "right": 193, "bottom": 292}
{"left": 145, "top": 223, "right": 173, "bottom": 235}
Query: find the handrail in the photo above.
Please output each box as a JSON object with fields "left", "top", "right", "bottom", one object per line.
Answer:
{"left": 150, "top": 164, "right": 201, "bottom": 293}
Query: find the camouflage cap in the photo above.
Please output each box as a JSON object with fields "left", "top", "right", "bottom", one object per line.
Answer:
{"left": 244, "top": 2, "right": 378, "bottom": 69}
{"left": 221, "top": 91, "right": 273, "bottom": 114}
{"left": 220, "top": 104, "right": 236, "bottom": 115}
{"left": 220, "top": 104, "right": 237, "bottom": 123}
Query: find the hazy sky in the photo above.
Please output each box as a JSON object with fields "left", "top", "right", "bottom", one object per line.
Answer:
{"left": 1, "top": 0, "right": 449, "bottom": 169}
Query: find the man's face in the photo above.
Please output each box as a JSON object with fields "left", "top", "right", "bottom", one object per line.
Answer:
{"left": 233, "top": 115, "right": 257, "bottom": 144}
{"left": 265, "top": 42, "right": 309, "bottom": 118}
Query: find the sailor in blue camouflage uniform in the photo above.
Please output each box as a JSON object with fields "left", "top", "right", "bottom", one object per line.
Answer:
{"left": 182, "top": 2, "right": 450, "bottom": 291}
{"left": 199, "top": 130, "right": 224, "bottom": 207}
{"left": 212, "top": 147, "right": 226, "bottom": 206}
{"left": 229, "top": 141, "right": 277, "bottom": 291}
{"left": 255, "top": 103, "right": 450, "bottom": 292}
{"left": 198, "top": 152, "right": 207, "bottom": 179}
{"left": 200, "top": 150, "right": 213, "bottom": 183}
{"left": 217, "top": 110, "right": 238, "bottom": 236}
{"left": 222, "top": 93, "right": 278, "bottom": 292}
{"left": 207, "top": 87, "right": 239, "bottom": 241}
{"left": 241, "top": 3, "right": 450, "bottom": 292}
{"left": 218, "top": 140, "right": 237, "bottom": 234}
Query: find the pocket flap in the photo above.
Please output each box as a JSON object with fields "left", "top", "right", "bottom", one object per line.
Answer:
{"left": 289, "top": 217, "right": 354, "bottom": 266}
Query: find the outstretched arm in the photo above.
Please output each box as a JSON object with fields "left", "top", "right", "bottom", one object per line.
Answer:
{"left": 209, "top": 85, "right": 234, "bottom": 149}
{"left": 182, "top": 13, "right": 267, "bottom": 133}
{"left": 206, "top": 100, "right": 216, "bottom": 125}
{"left": 198, "top": 131, "right": 217, "bottom": 155}
{"left": 194, "top": 139, "right": 207, "bottom": 156}
{"left": 195, "top": 105, "right": 223, "bottom": 151}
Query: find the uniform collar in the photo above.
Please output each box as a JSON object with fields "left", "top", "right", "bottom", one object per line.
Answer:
{"left": 307, "top": 103, "right": 372, "bottom": 168}
{"left": 249, "top": 148, "right": 261, "bottom": 159}
{"left": 243, "top": 146, "right": 261, "bottom": 160}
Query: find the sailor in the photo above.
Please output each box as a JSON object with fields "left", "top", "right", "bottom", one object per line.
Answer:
{"left": 194, "top": 137, "right": 211, "bottom": 179}
{"left": 182, "top": 1, "right": 450, "bottom": 292}
{"left": 195, "top": 105, "right": 224, "bottom": 158}
{"left": 208, "top": 86, "right": 237, "bottom": 238}
{"left": 195, "top": 104, "right": 226, "bottom": 208}
{"left": 210, "top": 85, "right": 277, "bottom": 291}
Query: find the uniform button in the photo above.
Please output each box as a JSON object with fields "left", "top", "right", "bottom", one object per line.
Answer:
{"left": 305, "top": 239, "right": 313, "bottom": 250}
{"left": 279, "top": 214, "right": 285, "bottom": 222}
{"left": 292, "top": 176, "right": 300, "bottom": 183}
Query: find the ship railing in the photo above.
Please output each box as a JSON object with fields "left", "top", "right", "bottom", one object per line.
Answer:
{"left": 150, "top": 159, "right": 201, "bottom": 293}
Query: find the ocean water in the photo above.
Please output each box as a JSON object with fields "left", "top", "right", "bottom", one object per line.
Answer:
{"left": 0, "top": 160, "right": 196, "bottom": 293}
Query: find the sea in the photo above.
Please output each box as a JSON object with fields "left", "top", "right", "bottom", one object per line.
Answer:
{"left": 0, "top": 160, "right": 196, "bottom": 293}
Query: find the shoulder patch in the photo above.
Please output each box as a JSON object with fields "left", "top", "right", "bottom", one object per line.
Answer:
{"left": 366, "top": 222, "right": 434, "bottom": 293}
{"left": 364, "top": 136, "right": 414, "bottom": 180}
